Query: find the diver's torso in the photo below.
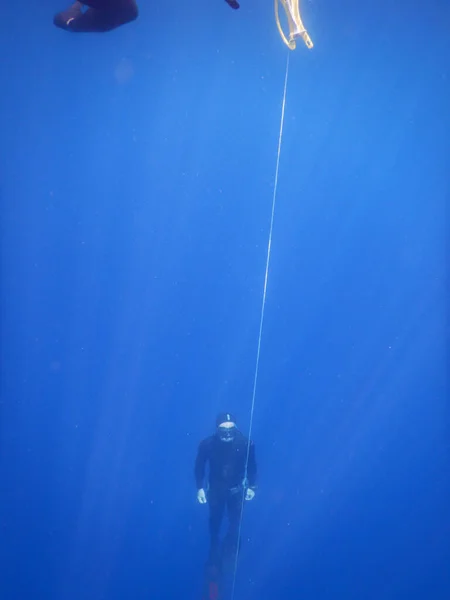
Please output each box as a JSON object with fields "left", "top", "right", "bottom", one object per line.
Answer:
{"left": 207, "top": 433, "right": 248, "bottom": 489}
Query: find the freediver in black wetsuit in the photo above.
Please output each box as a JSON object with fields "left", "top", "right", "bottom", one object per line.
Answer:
{"left": 54, "top": 0, "right": 138, "bottom": 33}
{"left": 54, "top": 0, "right": 238, "bottom": 33}
{"left": 195, "top": 413, "right": 257, "bottom": 569}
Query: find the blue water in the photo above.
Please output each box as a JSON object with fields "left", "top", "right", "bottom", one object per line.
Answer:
{"left": 1, "top": 1, "right": 449, "bottom": 599}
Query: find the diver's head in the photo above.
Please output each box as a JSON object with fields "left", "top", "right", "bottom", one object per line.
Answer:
{"left": 216, "top": 412, "right": 237, "bottom": 443}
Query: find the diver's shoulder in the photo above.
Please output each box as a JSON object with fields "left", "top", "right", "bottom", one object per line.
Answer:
{"left": 235, "top": 431, "right": 253, "bottom": 446}
{"left": 199, "top": 435, "right": 215, "bottom": 450}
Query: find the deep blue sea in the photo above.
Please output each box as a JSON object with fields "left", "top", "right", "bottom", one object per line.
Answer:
{"left": 1, "top": 1, "right": 449, "bottom": 599}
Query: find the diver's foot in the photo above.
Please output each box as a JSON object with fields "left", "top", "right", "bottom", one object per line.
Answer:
{"left": 225, "top": 0, "right": 240, "bottom": 9}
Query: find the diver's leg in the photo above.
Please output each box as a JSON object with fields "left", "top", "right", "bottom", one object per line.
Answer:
{"left": 225, "top": 0, "right": 240, "bottom": 9}
{"left": 208, "top": 488, "right": 226, "bottom": 566}
{"left": 81, "top": 0, "right": 138, "bottom": 13}
{"left": 223, "top": 488, "right": 244, "bottom": 560}
{"left": 78, "top": 0, "right": 109, "bottom": 7}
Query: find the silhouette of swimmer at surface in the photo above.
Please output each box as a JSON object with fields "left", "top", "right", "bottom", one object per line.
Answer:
{"left": 54, "top": 0, "right": 139, "bottom": 33}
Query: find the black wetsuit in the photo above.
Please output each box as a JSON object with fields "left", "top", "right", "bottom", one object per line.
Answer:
{"left": 54, "top": 0, "right": 138, "bottom": 33}
{"left": 195, "top": 430, "right": 257, "bottom": 564}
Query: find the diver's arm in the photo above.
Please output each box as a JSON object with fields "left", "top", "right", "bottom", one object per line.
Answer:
{"left": 194, "top": 439, "right": 209, "bottom": 490}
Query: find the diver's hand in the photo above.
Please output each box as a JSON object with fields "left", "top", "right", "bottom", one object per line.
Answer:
{"left": 225, "top": 0, "right": 240, "bottom": 9}
{"left": 245, "top": 488, "right": 255, "bottom": 501}
{"left": 197, "top": 489, "right": 207, "bottom": 504}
